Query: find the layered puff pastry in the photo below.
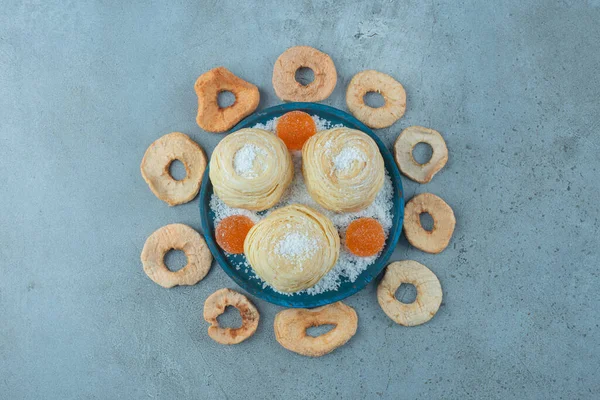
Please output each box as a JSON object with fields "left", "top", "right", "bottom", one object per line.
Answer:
{"left": 302, "top": 127, "right": 385, "bottom": 212}
{"left": 244, "top": 204, "right": 340, "bottom": 293}
{"left": 209, "top": 128, "right": 293, "bottom": 211}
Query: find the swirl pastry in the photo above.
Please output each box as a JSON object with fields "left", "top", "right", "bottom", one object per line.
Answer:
{"left": 302, "top": 127, "right": 385, "bottom": 212}
{"left": 209, "top": 128, "right": 293, "bottom": 211}
{"left": 244, "top": 204, "right": 340, "bottom": 293}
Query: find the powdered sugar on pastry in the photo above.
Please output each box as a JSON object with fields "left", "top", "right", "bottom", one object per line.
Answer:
{"left": 274, "top": 232, "right": 318, "bottom": 261}
{"left": 333, "top": 147, "right": 366, "bottom": 171}
{"left": 233, "top": 144, "right": 265, "bottom": 177}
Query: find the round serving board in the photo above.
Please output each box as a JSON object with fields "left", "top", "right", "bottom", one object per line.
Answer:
{"left": 199, "top": 102, "right": 404, "bottom": 308}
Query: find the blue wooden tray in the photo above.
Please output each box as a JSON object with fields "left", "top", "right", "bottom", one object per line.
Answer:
{"left": 199, "top": 102, "right": 404, "bottom": 308}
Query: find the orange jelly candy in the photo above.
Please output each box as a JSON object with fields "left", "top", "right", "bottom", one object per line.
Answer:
{"left": 215, "top": 215, "right": 255, "bottom": 254}
{"left": 345, "top": 218, "right": 385, "bottom": 257}
{"left": 276, "top": 110, "right": 317, "bottom": 150}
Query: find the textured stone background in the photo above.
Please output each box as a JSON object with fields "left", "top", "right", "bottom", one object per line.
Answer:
{"left": 1, "top": 1, "right": 599, "bottom": 399}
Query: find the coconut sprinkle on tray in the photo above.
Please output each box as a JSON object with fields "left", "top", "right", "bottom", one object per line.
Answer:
{"left": 209, "top": 115, "right": 394, "bottom": 296}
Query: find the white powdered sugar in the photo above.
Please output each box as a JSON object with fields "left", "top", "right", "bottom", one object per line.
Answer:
{"left": 274, "top": 232, "right": 318, "bottom": 261}
{"left": 333, "top": 147, "right": 366, "bottom": 171}
{"left": 209, "top": 115, "right": 393, "bottom": 296}
{"left": 233, "top": 144, "right": 264, "bottom": 177}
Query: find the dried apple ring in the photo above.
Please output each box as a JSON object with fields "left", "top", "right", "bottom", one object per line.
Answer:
{"left": 274, "top": 302, "right": 358, "bottom": 357}
{"left": 141, "top": 224, "right": 212, "bottom": 288}
{"left": 272, "top": 46, "right": 337, "bottom": 102}
{"left": 394, "top": 126, "right": 448, "bottom": 183}
{"left": 195, "top": 66, "right": 260, "bottom": 133}
{"left": 140, "top": 132, "right": 207, "bottom": 206}
{"left": 377, "top": 260, "right": 442, "bottom": 326}
{"left": 346, "top": 70, "right": 406, "bottom": 129}
{"left": 203, "top": 288, "right": 259, "bottom": 345}
{"left": 404, "top": 193, "right": 455, "bottom": 254}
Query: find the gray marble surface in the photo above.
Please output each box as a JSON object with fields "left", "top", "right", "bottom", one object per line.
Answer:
{"left": 1, "top": 1, "right": 599, "bottom": 399}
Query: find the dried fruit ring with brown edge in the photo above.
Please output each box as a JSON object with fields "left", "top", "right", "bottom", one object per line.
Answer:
{"left": 346, "top": 70, "right": 406, "bottom": 129}
{"left": 141, "top": 224, "right": 212, "bottom": 288}
{"left": 140, "top": 132, "right": 207, "bottom": 206}
{"left": 274, "top": 302, "right": 358, "bottom": 357}
{"left": 377, "top": 260, "right": 442, "bottom": 326}
{"left": 195, "top": 66, "right": 260, "bottom": 133}
{"left": 394, "top": 126, "right": 448, "bottom": 183}
{"left": 272, "top": 46, "right": 337, "bottom": 102}
{"left": 404, "top": 193, "right": 455, "bottom": 254}
{"left": 203, "top": 288, "right": 259, "bottom": 345}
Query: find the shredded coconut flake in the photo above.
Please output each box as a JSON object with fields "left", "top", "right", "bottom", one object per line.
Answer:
{"left": 312, "top": 115, "right": 341, "bottom": 131}
{"left": 274, "top": 232, "right": 317, "bottom": 260}
{"left": 333, "top": 147, "right": 366, "bottom": 171}
{"left": 209, "top": 116, "right": 393, "bottom": 296}
{"left": 252, "top": 117, "right": 278, "bottom": 131}
{"left": 233, "top": 144, "right": 263, "bottom": 177}
{"left": 254, "top": 115, "right": 340, "bottom": 134}
{"left": 209, "top": 195, "right": 260, "bottom": 225}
